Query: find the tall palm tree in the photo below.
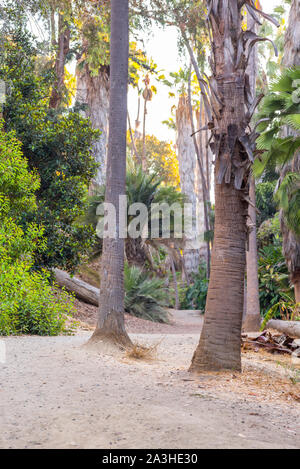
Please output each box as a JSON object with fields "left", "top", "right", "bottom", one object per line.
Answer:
{"left": 280, "top": 0, "right": 300, "bottom": 303}
{"left": 190, "top": 0, "right": 278, "bottom": 372}
{"left": 90, "top": 0, "right": 131, "bottom": 347}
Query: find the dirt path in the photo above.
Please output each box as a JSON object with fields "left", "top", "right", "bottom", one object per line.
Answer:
{"left": 1, "top": 311, "right": 299, "bottom": 449}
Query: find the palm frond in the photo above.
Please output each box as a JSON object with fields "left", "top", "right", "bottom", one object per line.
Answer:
{"left": 124, "top": 263, "right": 169, "bottom": 323}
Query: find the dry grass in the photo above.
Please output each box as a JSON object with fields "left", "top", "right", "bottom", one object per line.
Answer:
{"left": 124, "top": 341, "right": 161, "bottom": 361}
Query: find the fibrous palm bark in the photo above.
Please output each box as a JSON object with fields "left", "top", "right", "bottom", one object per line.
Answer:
{"left": 90, "top": 0, "right": 131, "bottom": 347}
{"left": 176, "top": 94, "right": 200, "bottom": 277}
{"left": 190, "top": 0, "right": 278, "bottom": 372}
{"left": 281, "top": 0, "right": 300, "bottom": 303}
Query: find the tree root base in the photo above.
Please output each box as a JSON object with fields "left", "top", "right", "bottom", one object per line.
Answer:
{"left": 243, "top": 315, "right": 262, "bottom": 333}
{"left": 85, "top": 329, "right": 133, "bottom": 356}
{"left": 189, "top": 349, "right": 242, "bottom": 374}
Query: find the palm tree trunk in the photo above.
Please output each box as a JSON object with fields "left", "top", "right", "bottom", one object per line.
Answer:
{"left": 190, "top": 0, "right": 258, "bottom": 372}
{"left": 281, "top": 0, "right": 300, "bottom": 304}
{"left": 90, "top": 0, "right": 131, "bottom": 347}
{"left": 190, "top": 159, "right": 247, "bottom": 371}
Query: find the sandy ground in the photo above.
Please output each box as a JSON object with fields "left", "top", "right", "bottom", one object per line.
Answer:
{"left": 0, "top": 310, "right": 300, "bottom": 449}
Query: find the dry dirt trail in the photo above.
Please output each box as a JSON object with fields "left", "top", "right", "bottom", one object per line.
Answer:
{"left": 0, "top": 310, "right": 299, "bottom": 449}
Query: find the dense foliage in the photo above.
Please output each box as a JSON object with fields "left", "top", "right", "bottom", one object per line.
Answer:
{"left": 0, "top": 125, "right": 74, "bottom": 335}
{"left": 1, "top": 31, "right": 99, "bottom": 272}
{"left": 124, "top": 264, "right": 169, "bottom": 323}
{"left": 255, "top": 67, "right": 300, "bottom": 236}
{"left": 181, "top": 263, "right": 208, "bottom": 312}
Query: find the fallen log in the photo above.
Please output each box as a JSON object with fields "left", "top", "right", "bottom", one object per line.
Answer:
{"left": 266, "top": 319, "right": 300, "bottom": 339}
{"left": 54, "top": 269, "right": 99, "bottom": 306}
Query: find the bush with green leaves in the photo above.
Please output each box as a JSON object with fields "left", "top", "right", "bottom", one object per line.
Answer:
{"left": 258, "top": 243, "right": 293, "bottom": 319}
{"left": 181, "top": 263, "right": 208, "bottom": 312}
{"left": 124, "top": 264, "right": 169, "bottom": 323}
{"left": 1, "top": 30, "right": 99, "bottom": 272}
{"left": 0, "top": 225, "right": 75, "bottom": 336}
{"left": 0, "top": 126, "right": 75, "bottom": 336}
{"left": 256, "top": 181, "right": 277, "bottom": 227}
{"left": 257, "top": 212, "right": 281, "bottom": 249}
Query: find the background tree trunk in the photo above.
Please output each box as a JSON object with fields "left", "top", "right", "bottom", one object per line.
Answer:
{"left": 90, "top": 0, "right": 131, "bottom": 347}
{"left": 49, "top": 12, "right": 70, "bottom": 109}
{"left": 176, "top": 95, "right": 200, "bottom": 278}
{"left": 76, "top": 64, "right": 109, "bottom": 188}
{"left": 244, "top": 176, "right": 261, "bottom": 331}
{"left": 266, "top": 319, "right": 300, "bottom": 339}
{"left": 195, "top": 103, "right": 212, "bottom": 268}
{"left": 243, "top": 13, "right": 261, "bottom": 331}
{"left": 54, "top": 269, "right": 99, "bottom": 306}
{"left": 281, "top": 0, "right": 300, "bottom": 304}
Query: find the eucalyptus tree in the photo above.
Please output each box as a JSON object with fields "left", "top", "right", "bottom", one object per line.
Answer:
{"left": 89, "top": 0, "right": 131, "bottom": 347}
{"left": 48, "top": 0, "right": 72, "bottom": 109}
{"left": 75, "top": 1, "right": 111, "bottom": 187}
{"left": 176, "top": 93, "right": 200, "bottom": 277}
{"left": 188, "top": 1, "right": 279, "bottom": 372}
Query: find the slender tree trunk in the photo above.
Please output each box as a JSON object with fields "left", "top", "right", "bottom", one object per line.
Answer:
{"left": 176, "top": 95, "right": 200, "bottom": 278}
{"left": 142, "top": 97, "right": 148, "bottom": 171}
{"left": 49, "top": 12, "right": 70, "bottom": 109}
{"left": 90, "top": 0, "right": 131, "bottom": 347}
{"left": 243, "top": 13, "right": 261, "bottom": 331}
{"left": 244, "top": 176, "right": 261, "bottom": 331}
{"left": 76, "top": 64, "right": 110, "bottom": 187}
{"left": 194, "top": 97, "right": 212, "bottom": 275}
{"left": 280, "top": 0, "right": 300, "bottom": 304}
{"left": 127, "top": 112, "right": 141, "bottom": 164}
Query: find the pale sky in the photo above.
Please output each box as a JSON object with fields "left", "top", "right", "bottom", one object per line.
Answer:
{"left": 129, "top": 0, "right": 282, "bottom": 142}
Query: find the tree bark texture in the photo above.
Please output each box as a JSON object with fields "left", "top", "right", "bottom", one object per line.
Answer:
{"left": 176, "top": 95, "right": 200, "bottom": 277}
{"left": 91, "top": 0, "right": 131, "bottom": 347}
{"left": 243, "top": 12, "right": 261, "bottom": 331}
{"left": 190, "top": 0, "right": 265, "bottom": 371}
{"left": 54, "top": 269, "right": 99, "bottom": 306}
{"left": 76, "top": 64, "right": 109, "bottom": 187}
{"left": 266, "top": 319, "right": 300, "bottom": 339}
{"left": 49, "top": 13, "right": 70, "bottom": 109}
{"left": 244, "top": 177, "right": 262, "bottom": 331}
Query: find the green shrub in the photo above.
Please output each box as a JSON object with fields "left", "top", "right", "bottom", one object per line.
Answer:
{"left": 124, "top": 264, "right": 169, "bottom": 323}
{"left": 1, "top": 31, "right": 99, "bottom": 272}
{"left": 0, "top": 126, "right": 75, "bottom": 336}
{"left": 180, "top": 263, "right": 208, "bottom": 312}
{"left": 0, "top": 217, "right": 75, "bottom": 336}
{"left": 258, "top": 244, "right": 293, "bottom": 318}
